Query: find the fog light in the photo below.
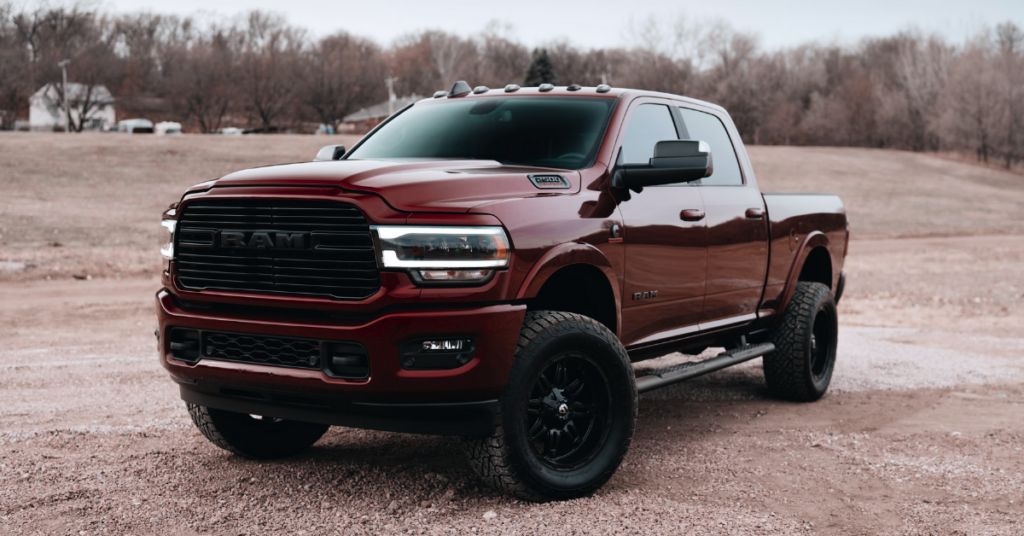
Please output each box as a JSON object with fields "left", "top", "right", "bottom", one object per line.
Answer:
{"left": 422, "top": 339, "right": 466, "bottom": 352}
{"left": 417, "top": 269, "right": 492, "bottom": 282}
{"left": 400, "top": 337, "right": 476, "bottom": 370}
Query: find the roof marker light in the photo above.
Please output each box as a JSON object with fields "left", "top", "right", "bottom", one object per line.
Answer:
{"left": 433, "top": 90, "right": 447, "bottom": 98}
{"left": 567, "top": 84, "right": 582, "bottom": 91}
{"left": 448, "top": 80, "right": 472, "bottom": 97}
{"left": 473, "top": 85, "right": 490, "bottom": 94}
{"left": 504, "top": 84, "right": 520, "bottom": 92}
{"left": 538, "top": 84, "right": 554, "bottom": 92}
{"left": 596, "top": 84, "right": 611, "bottom": 93}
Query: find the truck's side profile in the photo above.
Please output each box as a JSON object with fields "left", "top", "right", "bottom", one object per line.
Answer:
{"left": 156, "top": 82, "right": 848, "bottom": 501}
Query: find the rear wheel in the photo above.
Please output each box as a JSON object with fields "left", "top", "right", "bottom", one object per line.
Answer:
{"left": 187, "top": 403, "right": 329, "bottom": 459}
{"left": 763, "top": 282, "right": 838, "bottom": 402}
{"left": 464, "top": 311, "right": 637, "bottom": 501}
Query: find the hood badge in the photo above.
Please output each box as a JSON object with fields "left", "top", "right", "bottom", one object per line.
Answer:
{"left": 528, "top": 174, "right": 570, "bottom": 190}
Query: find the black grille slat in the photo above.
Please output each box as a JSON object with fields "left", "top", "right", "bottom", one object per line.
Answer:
{"left": 202, "top": 331, "right": 322, "bottom": 369}
{"left": 175, "top": 199, "right": 381, "bottom": 300}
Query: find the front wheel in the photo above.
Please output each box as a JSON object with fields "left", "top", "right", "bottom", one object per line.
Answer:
{"left": 763, "top": 281, "right": 839, "bottom": 402}
{"left": 464, "top": 311, "right": 637, "bottom": 501}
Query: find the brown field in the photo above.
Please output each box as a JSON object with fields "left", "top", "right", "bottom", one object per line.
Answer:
{"left": 1, "top": 133, "right": 1023, "bottom": 535}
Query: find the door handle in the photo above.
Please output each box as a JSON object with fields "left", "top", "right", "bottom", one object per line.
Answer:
{"left": 680, "top": 209, "right": 705, "bottom": 222}
{"left": 745, "top": 208, "right": 765, "bottom": 219}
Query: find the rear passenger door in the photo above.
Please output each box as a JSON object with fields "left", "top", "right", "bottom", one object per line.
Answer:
{"left": 676, "top": 106, "right": 769, "bottom": 329}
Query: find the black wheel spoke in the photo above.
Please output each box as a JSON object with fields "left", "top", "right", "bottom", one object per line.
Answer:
{"left": 571, "top": 401, "right": 588, "bottom": 416}
{"left": 554, "top": 362, "right": 567, "bottom": 387}
{"left": 528, "top": 398, "right": 541, "bottom": 415}
{"left": 546, "top": 429, "right": 561, "bottom": 454}
{"left": 523, "top": 352, "right": 613, "bottom": 469}
{"left": 529, "top": 419, "right": 546, "bottom": 440}
{"left": 565, "top": 378, "right": 584, "bottom": 398}
{"left": 564, "top": 421, "right": 579, "bottom": 442}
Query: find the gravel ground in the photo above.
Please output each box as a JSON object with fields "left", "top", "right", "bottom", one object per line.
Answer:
{"left": 3, "top": 140, "right": 1024, "bottom": 534}
{"left": 2, "top": 245, "right": 1024, "bottom": 534}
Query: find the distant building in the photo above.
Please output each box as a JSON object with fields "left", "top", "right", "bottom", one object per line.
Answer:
{"left": 29, "top": 83, "right": 115, "bottom": 131}
{"left": 343, "top": 95, "right": 422, "bottom": 133}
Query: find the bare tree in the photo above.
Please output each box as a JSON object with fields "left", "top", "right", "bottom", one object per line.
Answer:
{"left": 477, "top": 22, "right": 529, "bottom": 87}
{"left": 171, "top": 28, "right": 236, "bottom": 133}
{"left": 994, "top": 22, "right": 1024, "bottom": 168}
{"left": 236, "top": 11, "right": 304, "bottom": 131}
{"left": 940, "top": 36, "right": 1000, "bottom": 162}
{"left": 0, "top": 2, "right": 27, "bottom": 129}
{"left": 301, "top": 31, "right": 385, "bottom": 131}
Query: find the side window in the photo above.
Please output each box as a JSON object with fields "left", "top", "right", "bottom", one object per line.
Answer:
{"left": 677, "top": 108, "right": 744, "bottom": 186}
{"left": 619, "top": 104, "right": 678, "bottom": 164}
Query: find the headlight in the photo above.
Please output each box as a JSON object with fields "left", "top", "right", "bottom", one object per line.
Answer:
{"left": 160, "top": 219, "right": 176, "bottom": 270}
{"left": 374, "top": 226, "right": 510, "bottom": 283}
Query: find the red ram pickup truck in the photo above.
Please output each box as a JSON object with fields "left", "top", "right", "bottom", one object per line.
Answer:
{"left": 157, "top": 81, "right": 848, "bottom": 501}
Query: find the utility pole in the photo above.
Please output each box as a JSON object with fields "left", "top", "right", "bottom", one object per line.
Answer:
{"left": 58, "top": 59, "right": 71, "bottom": 133}
{"left": 385, "top": 76, "right": 398, "bottom": 116}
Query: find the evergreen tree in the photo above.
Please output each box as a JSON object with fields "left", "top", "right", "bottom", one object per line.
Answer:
{"left": 523, "top": 48, "right": 558, "bottom": 86}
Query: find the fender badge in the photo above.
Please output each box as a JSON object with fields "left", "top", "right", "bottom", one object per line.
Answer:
{"left": 528, "top": 174, "right": 570, "bottom": 189}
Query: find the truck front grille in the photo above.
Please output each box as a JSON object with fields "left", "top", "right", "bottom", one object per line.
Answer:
{"left": 174, "top": 199, "right": 381, "bottom": 300}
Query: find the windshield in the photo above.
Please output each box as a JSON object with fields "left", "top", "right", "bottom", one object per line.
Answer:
{"left": 346, "top": 97, "right": 615, "bottom": 170}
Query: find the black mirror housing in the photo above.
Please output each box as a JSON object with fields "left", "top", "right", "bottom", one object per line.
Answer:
{"left": 314, "top": 145, "right": 347, "bottom": 162}
{"left": 612, "top": 139, "right": 713, "bottom": 189}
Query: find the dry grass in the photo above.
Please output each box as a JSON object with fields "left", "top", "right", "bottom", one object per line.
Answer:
{"left": 0, "top": 132, "right": 360, "bottom": 279}
{"left": 747, "top": 145, "right": 1024, "bottom": 239}
{"left": 2, "top": 134, "right": 1024, "bottom": 281}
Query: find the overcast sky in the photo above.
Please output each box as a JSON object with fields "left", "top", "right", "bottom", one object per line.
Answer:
{"left": 104, "top": 0, "right": 1024, "bottom": 50}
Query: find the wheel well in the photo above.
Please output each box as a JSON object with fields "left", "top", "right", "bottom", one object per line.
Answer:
{"left": 798, "top": 246, "right": 833, "bottom": 291}
{"left": 529, "top": 264, "right": 617, "bottom": 335}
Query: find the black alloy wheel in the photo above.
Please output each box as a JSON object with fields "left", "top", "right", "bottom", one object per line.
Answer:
{"left": 464, "top": 310, "right": 637, "bottom": 501}
{"left": 525, "top": 352, "right": 612, "bottom": 470}
{"left": 763, "top": 281, "right": 839, "bottom": 402}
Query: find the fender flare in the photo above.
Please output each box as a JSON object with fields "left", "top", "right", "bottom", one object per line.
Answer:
{"left": 514, "top": 242, "right": 622, "bottom": 334}
{"left": 776, "top": 231, "right": 832, "bottom": 319}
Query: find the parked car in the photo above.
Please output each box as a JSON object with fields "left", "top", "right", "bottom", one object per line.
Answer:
{"left": 156, "top": 82, "right": 848, "bottom": 501}
{"left": 118, "top": 118, "right": 153, "bottom": 134}
{"left": 218, "top": 127, "right": 243, "bottom": 136}
{"left": 155, "top": 121, "right": 182, "bottom": 135}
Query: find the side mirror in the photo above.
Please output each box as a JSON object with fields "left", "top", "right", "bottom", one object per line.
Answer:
{"left": 612, "top": 139, "right": 713, "bottom": 190}
{"left": 314, "top": 145, "right": 347, "bottom": 162}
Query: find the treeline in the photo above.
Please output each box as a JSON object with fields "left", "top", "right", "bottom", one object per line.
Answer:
{"left": 1, "top": 3, "right": 1022, "bottom": 167}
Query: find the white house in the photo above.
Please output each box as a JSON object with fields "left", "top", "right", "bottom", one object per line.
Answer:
{"left": 29, "top": 83, "right": 115, "bottom": 131}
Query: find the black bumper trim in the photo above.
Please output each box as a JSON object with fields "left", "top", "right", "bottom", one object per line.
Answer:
{"left": 835, "top": 271, "right": 846, "bottom": 304}
{"left": 178, "top": 381, "right": 497, "bottom": 437}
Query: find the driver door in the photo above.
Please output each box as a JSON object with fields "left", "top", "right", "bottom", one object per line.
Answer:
{"left": 616, "top": 101, "right": 709, "bottom": 346}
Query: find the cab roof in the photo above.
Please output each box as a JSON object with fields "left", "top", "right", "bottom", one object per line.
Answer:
{"left": 414, "top": 84, "right": 726, "bottom": 115}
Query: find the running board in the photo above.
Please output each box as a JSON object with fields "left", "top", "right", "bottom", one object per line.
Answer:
{"left": 635, "top": 342, "right": 776, "bottom": 394}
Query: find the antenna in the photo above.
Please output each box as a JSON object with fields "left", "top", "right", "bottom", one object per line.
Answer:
{"left": 385, "top": 76, "right": 398, "bottom": 116}
{"left": 58, "top": 59, "right": 71, "bottom": 133}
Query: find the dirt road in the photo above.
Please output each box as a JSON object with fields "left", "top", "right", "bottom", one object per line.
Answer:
{"left": 2, "top": 139, "right": 1024, "bottom": 534}
{"left": 2, "top": 234, "right": 1023, "bottom": 535}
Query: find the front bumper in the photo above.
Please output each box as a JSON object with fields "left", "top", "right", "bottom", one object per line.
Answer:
{"left": 156, "top": 289, "right": 526, "bottom": 432}
{"left": 177, "top": 379, "right": 499, "bottom": 436}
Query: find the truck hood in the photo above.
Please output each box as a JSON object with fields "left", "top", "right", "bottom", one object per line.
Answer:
{"left": 198, "top": 159, "right": 581, "bottom": 213}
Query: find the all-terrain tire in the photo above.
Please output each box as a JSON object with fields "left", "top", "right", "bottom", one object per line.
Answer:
{"left": 463, "top": 310, "right": 637, "bottom": 502}
{"left": 187, "top": 403, "right": 329, "bottom": 459}
{"left": 763, "top": 281, "right": 838, "bottom": 402}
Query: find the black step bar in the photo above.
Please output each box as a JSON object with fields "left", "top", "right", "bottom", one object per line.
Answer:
{"left": 635, "top": 342, "right": 776, "bottom": 394}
